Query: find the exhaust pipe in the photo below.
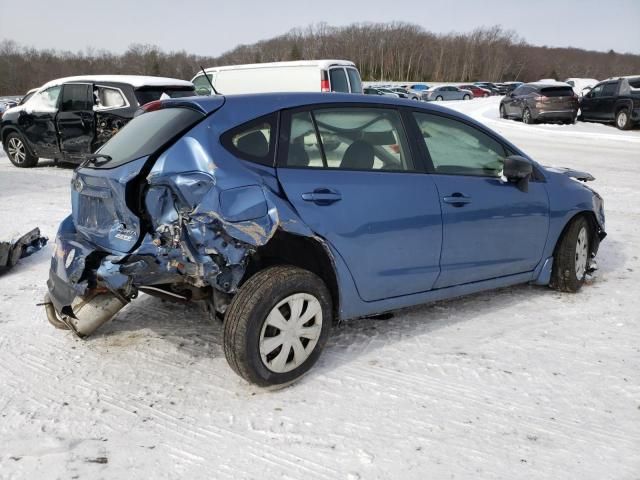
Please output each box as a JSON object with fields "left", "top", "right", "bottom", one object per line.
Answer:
{"left": 44, "top": 290, "right": 128, "bottom": 338}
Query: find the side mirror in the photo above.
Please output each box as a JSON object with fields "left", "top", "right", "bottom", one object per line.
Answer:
{"left": 503, "top": 155, "right": 533, "bottom": 192}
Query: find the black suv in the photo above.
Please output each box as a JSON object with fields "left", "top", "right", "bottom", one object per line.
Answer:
{"left": 1, "top": 75, "right": 195, "bottom": 167}
{"left": 579, "top": 76, "right": 640, "bottom": 130}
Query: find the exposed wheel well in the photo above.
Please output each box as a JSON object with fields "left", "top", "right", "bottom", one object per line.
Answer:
{"left": 242, "top": 230, "right": 340, "bottom": 320}
{"left": 2, "top": 127, "right": 34, "bottom": 155}
{"left": 554, "top": 211, "right": 602, "bottom": 258}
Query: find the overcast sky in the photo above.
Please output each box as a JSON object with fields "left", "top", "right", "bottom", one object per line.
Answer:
{"left": 1, "top": 0, "right": 639, "bottom": 56}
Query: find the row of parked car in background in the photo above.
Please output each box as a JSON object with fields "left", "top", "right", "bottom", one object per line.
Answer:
{"left": 1, "top": 60, "right": 638, "bottom": 169}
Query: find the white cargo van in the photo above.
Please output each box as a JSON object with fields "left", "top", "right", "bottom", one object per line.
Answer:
{"left": 191, "top": 60, "right": 362, "bottom": 95}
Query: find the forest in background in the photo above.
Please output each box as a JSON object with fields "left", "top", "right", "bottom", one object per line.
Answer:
{"left": 2, "top": 22, "right": 639, "bottom": 95}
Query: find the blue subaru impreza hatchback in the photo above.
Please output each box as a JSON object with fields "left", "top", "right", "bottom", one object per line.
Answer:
{"left": 45, "top": 93, "right": 605, "bottom": 386}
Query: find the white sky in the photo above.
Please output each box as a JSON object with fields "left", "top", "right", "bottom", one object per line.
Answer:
{"left": 1, "top": 0, "right": 639, "bottom": 56}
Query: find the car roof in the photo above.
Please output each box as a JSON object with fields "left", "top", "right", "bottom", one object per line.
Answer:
{"left": 527, "top": 81, "right": 572, "bottom": 88}
{"left": 39, "top": 75, "right": 194, "bottom": 90}
{"left": 200, "top": 60, "right": 355, "bottom": 74}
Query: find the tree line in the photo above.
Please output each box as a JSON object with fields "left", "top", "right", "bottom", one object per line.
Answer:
{"left": 1, "top": 23, "right": 639, "bottom": 96}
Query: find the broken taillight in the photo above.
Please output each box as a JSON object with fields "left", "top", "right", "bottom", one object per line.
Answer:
{"left": 141, "top": 100, "right": 164, "bottom": 112}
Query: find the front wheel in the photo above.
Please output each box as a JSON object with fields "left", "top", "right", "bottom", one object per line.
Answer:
{"left": 499, "top": 104, "right": 507, "bottom": 119}
{"left": 522, "top": 108, "right": 534, "bottom": 124}
{"left": 616, "top": 108, "right": 632, "bottom": 130}
{"left": 463, "top": 94, "right": 470, "bottom": 100}
{"left": 435, "top": 96, "right": 443, "bottom": 101}
{"left": 551, "top": 216, "right": 591, "bottom": 292}
{"left": 223, "top": 265, "right": 332, "bottom": 387}
{"left": 5, "top": 132, "right": 38, "bottom": 168}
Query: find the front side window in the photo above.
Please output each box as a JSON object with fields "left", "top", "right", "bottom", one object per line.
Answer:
{"left": 95, "top": 86, "right": 127, "bottom": 109}
{"left": 414, "top": 112, "right": 505, "bottom": 177}
{"left": 329, "top": 68, "right": 349, "bottom": 93}
{"left": 589, "top": 84, "right": 604, "bottom": 98}
{"left": 29, "top": 86, "right": 62, "bottom": 112}
{"left": 60, "top": 84, "right": 92, "bottom": 111}
{"left": 222, "top": 114, "right": 275, "bottom": 166}
{"left": 285, "top": 107, "right": 414, "bottom": 171}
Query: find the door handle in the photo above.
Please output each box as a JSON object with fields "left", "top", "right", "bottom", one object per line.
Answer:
{"left": 302, "top": 188, "right": 342, "bottom": 205}
{"left": 443, "top": 193, "right": 472, "bottom": 207}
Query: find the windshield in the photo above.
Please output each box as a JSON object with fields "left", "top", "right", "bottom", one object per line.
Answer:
{"left": 134, "top": 86, "right": 196, "bottom": 106}
{"left": 92, "top": 107, "right": 204, "bottom": 168}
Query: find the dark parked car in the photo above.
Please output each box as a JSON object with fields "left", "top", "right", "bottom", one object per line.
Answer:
{"left": 579, "top": 76, "right": 640, "bottom": 130}
{"left": 1, "top": 75, "right": 195, "bottom": 167}
{"left": 500, "top": 82, "right": 578, "bottom": 124}
{"left": 502, "top": 81, "right": 524, "bottom": 93}
{"left": 44, "top": 92, "right": 605, "bottom": 387}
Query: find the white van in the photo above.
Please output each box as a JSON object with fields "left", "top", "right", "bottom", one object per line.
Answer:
{"left": 191, "top": 60, "right": 362, "bottom": 96}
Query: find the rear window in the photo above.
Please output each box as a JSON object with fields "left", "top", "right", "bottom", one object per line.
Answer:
{"left": 540, "top": 87, "right": 574, "bottom": 97}
{"left": 93, "top": 107, "right": 204, "bottom": 168}
{"left": 329, "top": 69, "right": 349, "bottom": 93}
{"left": 135, "top": 87, "right": 196, "bottom": 106}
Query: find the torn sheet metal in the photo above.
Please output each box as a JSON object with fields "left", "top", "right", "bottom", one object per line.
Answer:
{"left": 0, "top": 228, "right": 48, "bottom": 274}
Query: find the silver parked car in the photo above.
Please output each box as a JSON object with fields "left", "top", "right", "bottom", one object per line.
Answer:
{"left": 422, "top": 86, "right": 473, "bottom": 101}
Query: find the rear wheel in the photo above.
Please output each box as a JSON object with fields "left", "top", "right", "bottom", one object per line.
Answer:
{"left": 616, "top": 108, "right": 632, "bottom": 130}
{"left": 551, "top": 216, "right": 591, "bottom": 293}
{"left": 463, "top": 94, "right": 470, "bottom": 100}
{"left": 522, "top": 108, "right": 534, "bottom": 124}
{"left": 484, "top": 93, "right": 489, "bottom": 98}
{"left": 5, "top": 132, "right": 38, "bottom": 168}
{"left": 223, "top": 265, "right": 332, "bottom": 387}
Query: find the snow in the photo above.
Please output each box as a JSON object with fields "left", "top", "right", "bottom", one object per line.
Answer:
{"left": 38, "top": 75, "right": 194, "bottom": 90}
{"left": 1, "top": 97, "right": 639, "bottom": 479}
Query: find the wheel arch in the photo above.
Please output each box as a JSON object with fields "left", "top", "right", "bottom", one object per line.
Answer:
{"left": 242, "top": 230, "right": 341, "bottom": 321}
{"left": 553, "top": 210, "right": 603, "bottom": 259}
{"left": 2, "top": 126, "right": 36, "bottom": 156}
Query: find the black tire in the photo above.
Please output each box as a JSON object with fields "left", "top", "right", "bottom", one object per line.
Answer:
{"left": 223, "top": 265, "right": 332, "bottom": 387}
{"left": 615, "top": 108, "right": 632, "bottom": 130}
{"left": 4, "top": 132, "right": 38, "bottom": 168}
{"left": 522, "top": 108, "right": 534, "bottom": 124}
{"left": 463, "top": 94, "right": 470, "bottom": 100}
{"left": 435, "top": 96, "right": 443, "bottom": 101}
{"left": 550, "top": 216, "right": 591, "bottom": 293}
{"left": 499, "top": 104, "right": 507, "bottom": 119}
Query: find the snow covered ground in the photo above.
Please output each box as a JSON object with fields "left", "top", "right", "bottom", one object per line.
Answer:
{"left": 1, "top": 97, "right": 639, "bottom": 479}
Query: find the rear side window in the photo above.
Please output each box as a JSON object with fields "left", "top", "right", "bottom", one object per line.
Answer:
{"left": 135, "top": 87, "right": 196, "bottom": 106}
{"left": 601, "top": 82, "right": 618, "bottom": 96}
{"left": 329, "top": 69, "right": 349, "bottom": 93}
{"left": 540, "top": 87, "right": 574, "bottom": 97}
{"left": 414, "top": 112, "right": 505, "bottom": 177}
{"left": 284, "top": 107, "right": 414, "bottom": 171}
{"left": 60, "top": 84, "right": 92, "bottom": 111}
{"left": 94, "top": 108, "right": 204, "bottom": 168}
{"left": 96, "top": 86, "right": 127, "bottom": 109}
{"left": 221, "top": 114, "right": 276, "bottom": 166}
{"left": 346, "top": 68, "right": 363, "bottom": 93}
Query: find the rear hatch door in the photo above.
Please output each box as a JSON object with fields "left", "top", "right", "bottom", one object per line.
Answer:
{"left": 71, "top": 104, "right": 210, "bottom": 253}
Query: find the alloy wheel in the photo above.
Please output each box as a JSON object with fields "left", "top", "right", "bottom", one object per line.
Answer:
{"left": 7, "top": 137, "right": 26, "bottom": 164}
{"left": 259, "top": 293, "right": 323, "bottom": 373}
{"left": 617, "top": 111, "right": 628, "bottom": 129}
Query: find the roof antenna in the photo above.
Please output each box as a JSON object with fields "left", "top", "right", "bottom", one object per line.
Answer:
{"left": 200, "top": 66, "right": 220, "bottom": 95}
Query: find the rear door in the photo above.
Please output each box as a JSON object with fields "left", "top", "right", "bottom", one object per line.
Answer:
{"left": 276, "top": 105, "right": 443, "bottom": 302}
{"left": 411, "top": 111, "right": 549, "bottom": 288}
{"left": 57, "top": 83, "right": 95, "bottom": 158}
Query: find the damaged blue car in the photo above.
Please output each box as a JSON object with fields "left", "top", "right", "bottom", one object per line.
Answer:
{"left": 45, "top": 93, "right": 606, "bottom": 387}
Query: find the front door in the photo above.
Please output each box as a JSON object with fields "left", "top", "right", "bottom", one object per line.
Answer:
{"left": 276, "top": 106, "right": 443, "bottom": 302}
{"left": 19, "top": 85, "right": 62, "bottom": 157}
{"left": 412, "top": 111, "right": 550, "bottom": 288}
{"left": 56, "top": 83, "right": 96, "bottom": 158}
{"left": 598, "top": 81, "right": 619, "bottom": 121}
{"left": 581, "top": 83, "right": 603, "bottom": 120}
